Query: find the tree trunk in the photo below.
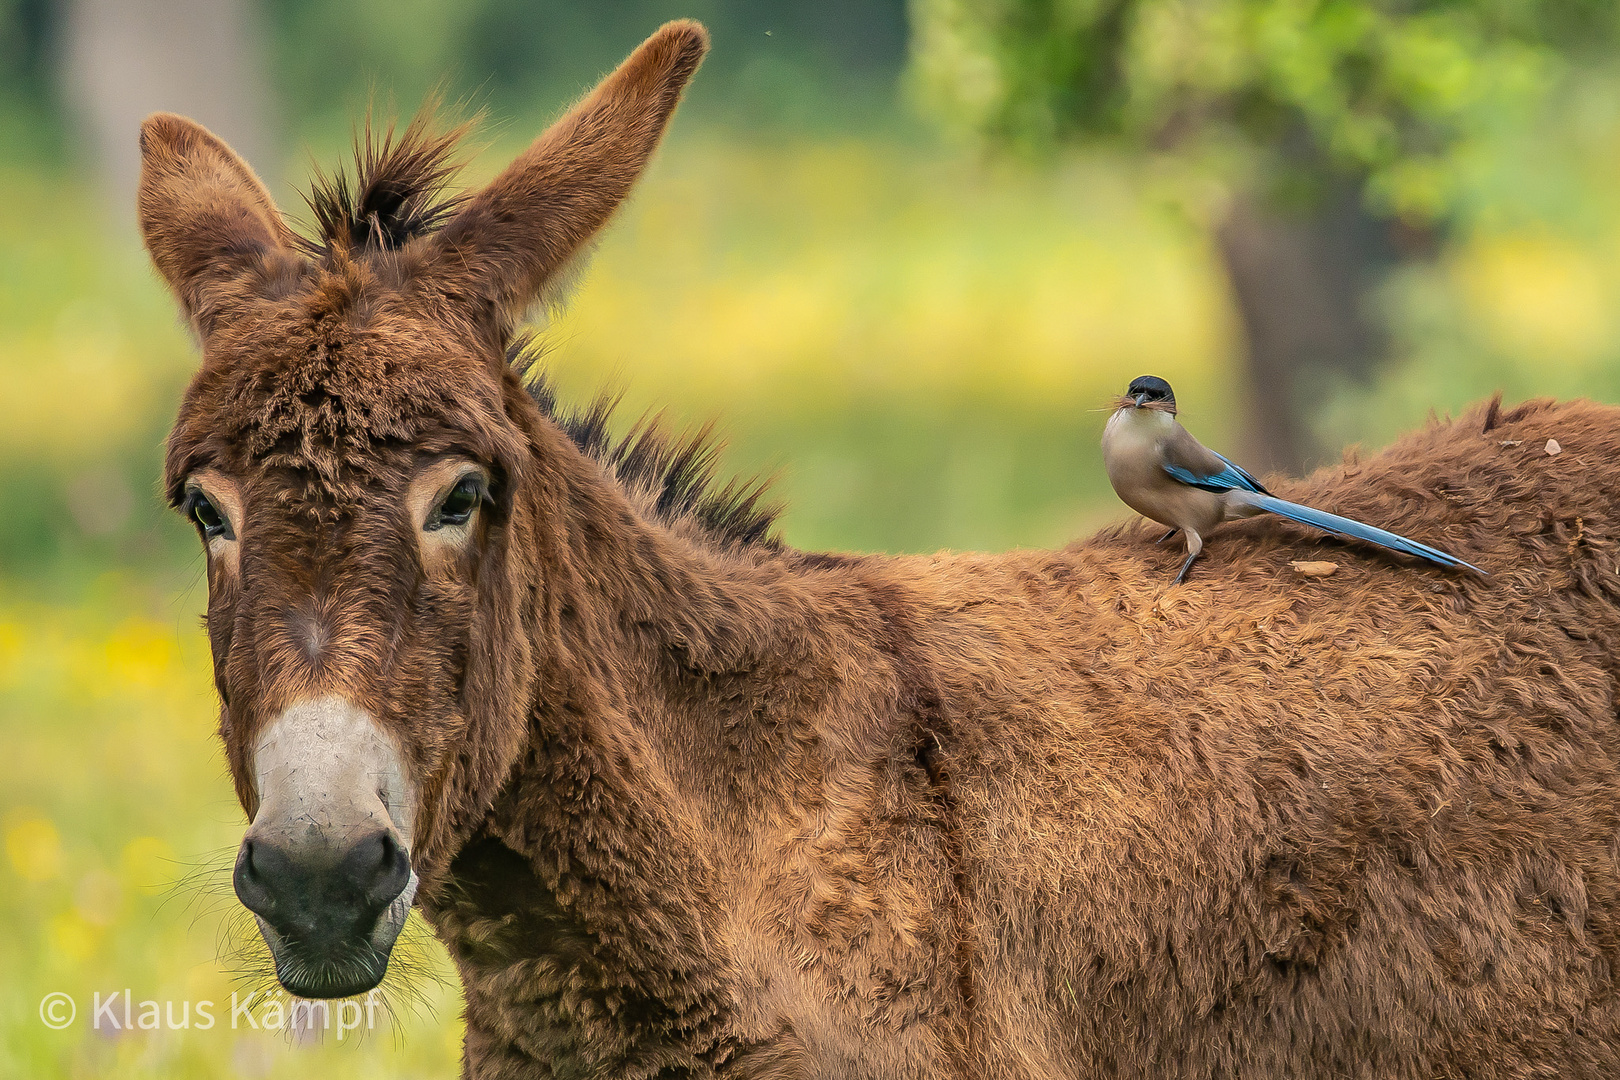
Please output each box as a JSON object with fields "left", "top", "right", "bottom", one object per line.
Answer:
{"left": 59, "top": 0, "right": 277, "bottom": 224}
{"left": 1215, "top": 182, "right": 1410, "bottom": 476}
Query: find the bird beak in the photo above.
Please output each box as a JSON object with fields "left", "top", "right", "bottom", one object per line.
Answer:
{"left": 1132, "top": 393, "right": 1146, "bottom": 408}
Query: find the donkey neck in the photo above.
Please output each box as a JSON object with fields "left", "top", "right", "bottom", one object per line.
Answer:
{"left": 528, "top": 424, "right": 803, "bottom": 775}
{"left": 424, "top": 417, "right": 831, "bottom": 1073}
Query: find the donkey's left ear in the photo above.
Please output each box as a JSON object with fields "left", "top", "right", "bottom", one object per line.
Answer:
{"left": 425, "top": 20, "right": 709, "bottom": 333}
{"left": 138, "top": 113, "right": 296, "bottom": 334}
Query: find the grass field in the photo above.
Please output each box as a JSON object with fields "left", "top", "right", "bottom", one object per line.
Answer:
{"left": 6, "top": 112, "right": 1620, "bottom": 1074}
{"left": 0, "top": 586, "right": 464, "bottom": 1077}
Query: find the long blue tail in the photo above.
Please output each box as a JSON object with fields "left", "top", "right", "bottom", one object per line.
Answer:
{"left": 1247, "top": 493, "right": 1485, "bottom": 574}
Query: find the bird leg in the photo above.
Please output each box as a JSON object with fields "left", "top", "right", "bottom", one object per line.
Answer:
{"left": 1171, "top": 531, "right": 1204, "bottom": 585}
{"left": 1155, "top": 527, "right": 1180, "bottom": 544}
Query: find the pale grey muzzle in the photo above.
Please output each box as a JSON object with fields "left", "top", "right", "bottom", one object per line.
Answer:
{"left": 232, "top": 696, "right": 419, "bottom": 998}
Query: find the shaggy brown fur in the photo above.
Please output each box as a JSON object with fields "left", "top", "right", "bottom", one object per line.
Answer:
{"left": 140, "top": 20, "right": 1620, "bottom": 1080}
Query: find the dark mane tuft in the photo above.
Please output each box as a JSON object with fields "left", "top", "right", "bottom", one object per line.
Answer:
{"left": 510, "top": 338, "right": 782, "bottom": 550}
{"left": 300, "top": 108, "right": 473, "bottom": 257}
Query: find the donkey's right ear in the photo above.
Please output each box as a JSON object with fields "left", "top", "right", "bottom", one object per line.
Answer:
{"left": 423, "top": 21, "right": 708, "bottom": 336}
{"left": 138, "top": 114, "right": 296, "bottom": 333}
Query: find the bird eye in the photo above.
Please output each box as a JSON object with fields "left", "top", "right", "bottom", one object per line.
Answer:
{"left": 425, "top": 476, "right": 484, "bottom": 531}
{"left": 185, "top": 490, "right": 233, "bottom": 541}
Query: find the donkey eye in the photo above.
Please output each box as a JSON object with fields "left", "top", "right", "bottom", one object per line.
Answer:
{"left": 185, "top": 491, "right": 234, "bottom": 541}
{"left": 425, "top": 476, "right": 484, "bottom": 531}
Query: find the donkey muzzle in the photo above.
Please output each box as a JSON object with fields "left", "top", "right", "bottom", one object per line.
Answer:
{"left": 234, "top": 829, "right": 411, "bottom": 993}
{"left": 237, "top": 696, "right": 419, "bottom": 998}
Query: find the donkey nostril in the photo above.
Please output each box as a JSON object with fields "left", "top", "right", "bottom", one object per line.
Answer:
{"left": 342, "top": 831, "right": 412, "bottom": 914}
{"left": 375, "top": 833, "right": 412, "bottom": 906}
{"left": 232, "top": 838, "right": 279, "bottom": 920}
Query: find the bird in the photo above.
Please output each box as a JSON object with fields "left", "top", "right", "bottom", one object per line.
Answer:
{"left": 1101, "top": 375, "right": 1484, "bottom": 584}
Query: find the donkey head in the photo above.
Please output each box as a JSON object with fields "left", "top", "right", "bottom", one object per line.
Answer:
{"left": 139, "top": 22, "right": 708, "bottom": 999}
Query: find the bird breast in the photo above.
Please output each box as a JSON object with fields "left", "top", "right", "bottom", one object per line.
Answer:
{"left": 1102, "top": 408, "right": 1225, "bottom": 533}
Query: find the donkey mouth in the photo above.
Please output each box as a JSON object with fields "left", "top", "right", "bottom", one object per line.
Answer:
{"left": 264, "top": 935, "right": 392, "bottom": 999}
{"left": 243, "top": 857, "right": 419, "bottom": 999}
{"left": 233, "top": 826, "right": 418, "bottom": 998}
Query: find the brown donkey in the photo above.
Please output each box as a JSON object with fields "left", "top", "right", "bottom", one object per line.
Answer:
{"left": 141, "top": 20, "right": 1620, "bottom": 1080}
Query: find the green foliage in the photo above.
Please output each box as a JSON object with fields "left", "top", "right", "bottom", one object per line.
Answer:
{"left": 911, "top": 0, "right": 1620, "bottom": 218}
{"left": 264, "top": 0, "right": 910, "bottom": 137}
{"left": 0, "top": 0, "right": 49, "bottom": 99}
{"left": 0, "top": 0, "right": 60, "bottom": 159}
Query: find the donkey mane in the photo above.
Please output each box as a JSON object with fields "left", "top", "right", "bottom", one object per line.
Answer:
{"left": 298, "top": 110, "right": 472, "bottom": 258}
{"left": 513, "top": 339, "right": 782, "bottom": 550}
{"left": 297, "top": 111, "right": 782, "bottom": 550}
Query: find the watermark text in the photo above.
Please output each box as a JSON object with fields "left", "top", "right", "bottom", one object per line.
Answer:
{"left": 39, "top": 989, "right": 383, "bottom": 1039}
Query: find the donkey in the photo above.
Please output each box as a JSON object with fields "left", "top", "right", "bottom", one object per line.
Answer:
{"left": 139, "top": 18, "right": 1620, "bottom": 1080}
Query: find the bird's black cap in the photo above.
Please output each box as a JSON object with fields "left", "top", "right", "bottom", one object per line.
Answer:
{"left": 1126, "top": 375, "right": 1176, "bottom": 410}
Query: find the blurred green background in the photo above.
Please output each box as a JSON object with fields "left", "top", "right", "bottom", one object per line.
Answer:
{"left": 5, "top": 1, "right": 1620, "bottom": 1076}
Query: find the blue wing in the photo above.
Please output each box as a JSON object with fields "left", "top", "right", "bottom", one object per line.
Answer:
{"left": 1162, "top": 451, "right": 1269, "bottom": 495}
